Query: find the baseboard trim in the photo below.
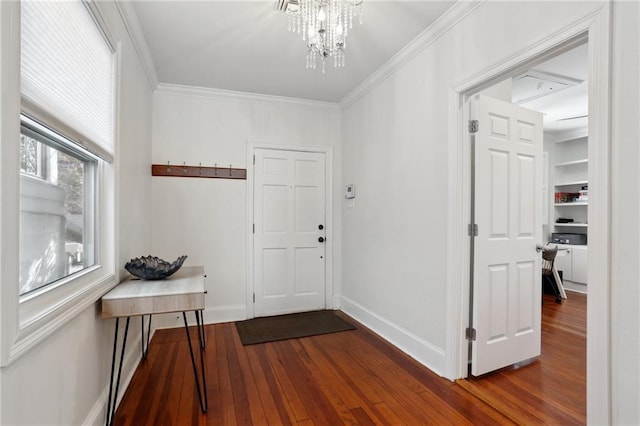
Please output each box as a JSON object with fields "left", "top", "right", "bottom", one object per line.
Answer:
{"left": 82, "top": 330, "right": 150, "bottom": 425}
{"left": 202, "top": 304, "right": 247, "bottom": 324}
{"left": 340, "top": 296, "right": 445, "bottom": 376}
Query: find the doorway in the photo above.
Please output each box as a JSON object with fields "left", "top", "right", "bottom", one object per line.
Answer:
{"left": 472, "top": 41, "right": 589, "bottom": 372}
{"left": 447, "top": 4, "right": 612, "bottom": 422}
{"left": 247, "top": 143, "right": 334, "bottom": 319}
{"left": 463, "top": 36, "right": 590, "bottom": 377}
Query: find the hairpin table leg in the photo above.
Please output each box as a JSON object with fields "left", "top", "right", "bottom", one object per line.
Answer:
{"left": 183, "top": 312, "right": 208, "bottom": 413}
{"left": 106, "top": 317, "right": 130, "bottom": 426}
{"left": 195, "top": 309, "right": 206, "bottom": 350}
{"left": 141, "top": 315, "right": 152, "bottom": 359}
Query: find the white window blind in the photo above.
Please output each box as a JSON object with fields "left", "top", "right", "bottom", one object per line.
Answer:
{"left": 21, "top": 0, "right": 115, "bottom": 161}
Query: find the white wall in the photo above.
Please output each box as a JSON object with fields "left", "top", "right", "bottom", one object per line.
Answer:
{"left": 340, "top": 1, "right": 606, "bottom": 376}
{"left": 150, "top": 88, "right": 341, "bottom": 326}
{"left": 0, "top": 1, "right": 153, "bottom": 424}
{"left": 610, "top": 1, "right": 640, "bottom": 424}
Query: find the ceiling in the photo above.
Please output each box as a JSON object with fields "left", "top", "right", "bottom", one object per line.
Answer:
{"left": 131, "top": 0, "right": 457, "bottom": 102}
{"left": 130, "top": 1, "right": 588, "bottom": 129}
{"left": 515, "top": 43, "right": 589, "bottom": 135}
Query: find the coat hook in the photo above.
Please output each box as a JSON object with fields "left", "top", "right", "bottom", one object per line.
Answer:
{"left": 166, "top": 161, "right": 171, "bottom": 173}
{"left": 199, "top": 162, "right": 202, "bottom": 175}
{"left": 229, "top": 163, "right": 232, "bottom": 176}
{"left": 214, "top": 163, "right": 218, "bottom": 176}
{"left": 183, "top": 162, "right": 187, "bottom": 174}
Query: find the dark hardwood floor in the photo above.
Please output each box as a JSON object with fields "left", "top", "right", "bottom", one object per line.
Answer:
{"left": 113, "top": 292, "right": 586, "bottom": 425}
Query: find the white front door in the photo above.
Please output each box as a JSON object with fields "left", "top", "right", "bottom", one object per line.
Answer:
{"left": 253, "top": 148, "right": 326, "bottom": 317}
{"left": 470, "top": 95, "right": 544, "bottom": 376}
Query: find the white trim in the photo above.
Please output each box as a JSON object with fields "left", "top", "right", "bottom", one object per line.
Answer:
{"left": 452, "top": 14, "right": 596, "bottom": 94}
{"left": 444, "top": 87, "right": 470, "bottom": 381}
{"left": 85, "top": 0, "right": 116, "bottom": 53}
{"left": 341, "top": 296, "right": 446, "bottom": 376}
{"left": 82, "top": 327, "right": 150, "bottom": 426}
{"left": 10, "top": 275, "right": 116, "bottom": 364}
{"left": 339, "top": 0, "right": 484, "bottom": 109}
{"left": 202, "top": 304, "right": 246, "bottom": 324}
{"left": 246, "top": 144, "right": 256, "bottom": 319}
{"left": 113, "top": 0, "right": 159, "bottom": 91}
{"left": 156, "top": 83, "right": 340, "bottom": 112}
{"left": 246, "top": 142, "right": 334, "bottom": 319}
{"left": 0, "top": 0, "right": 22, "bottom": 367}
{"left": 446, "top": 4, "right": 612, "bottom": 423}
{"left": 585, "top": 5, "right": 612, "bottom": 424}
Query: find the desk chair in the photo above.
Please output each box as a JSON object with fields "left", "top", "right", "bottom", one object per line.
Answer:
{"left": 542, "top": 246, "right": 563, "bottom": 303}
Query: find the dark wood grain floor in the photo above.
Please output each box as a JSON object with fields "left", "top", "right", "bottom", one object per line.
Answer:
{"left": 113, "top": 292, "right": 586, "bottom": 425}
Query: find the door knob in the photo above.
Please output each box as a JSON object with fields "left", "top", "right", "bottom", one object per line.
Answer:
{"left": 318, "top": 237, "right": 325, "bottom": 243}
{"left": 536, "top": 244, "right": 544, "bottom": 252}
{"left": 318, "top": 224, "right": 324, "bottom": 230}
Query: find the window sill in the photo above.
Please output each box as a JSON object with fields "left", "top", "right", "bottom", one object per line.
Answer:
{"left": 3, "top": 267, "right": 117, "bottom": 366}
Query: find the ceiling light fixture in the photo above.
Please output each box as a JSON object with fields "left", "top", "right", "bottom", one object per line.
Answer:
{"left": 275, "top": 0, "right": 364, "bottom": 74}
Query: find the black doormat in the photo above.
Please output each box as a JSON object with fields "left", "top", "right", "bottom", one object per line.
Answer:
{"left": 235, "top": 310, "right": 356, "bottom": 345}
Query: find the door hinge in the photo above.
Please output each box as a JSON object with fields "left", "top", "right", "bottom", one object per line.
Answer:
{"left": 469, "top": 120, "right": 479, "bottom": 133}
{"left": 467, "top": 223, "right": 478, "bottom": 237}
{"left": 466, "top": 327, "right": 477, "bottom": 341}
{"left": 253, "top": 223, "right": 255, "bottom": 234}
{"left": 253, "top": 293, "right": 255, "bottom": 303}
{"left": 253, "top": 154, "right": 255, "bottom": 165}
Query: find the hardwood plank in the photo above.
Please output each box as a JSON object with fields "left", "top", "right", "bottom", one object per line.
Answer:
{"left": 243, "top": 345, "right": 292, "bottom": 425}
{"left": 211, "top": 322, "right": 238, "bottom": 426}
{"left": 114, "top": 292, "right": 586, "bottom": 425}
{"left": 458, "top": 292, "right": 586, "bottom": 425}
{"left": 288, "top": 338, "right": 360, "bottom": 425}
{"left": 269, "top": 339, "right": 344, "bottom": 425}
{"left": 263, "top": 343, "right": 311, "bottom": 423}
{"left": 228, "top": 332, "right": 269, "bottom": 425}
{"left": 223, "top": 324, "right": 252, "bottom": 425}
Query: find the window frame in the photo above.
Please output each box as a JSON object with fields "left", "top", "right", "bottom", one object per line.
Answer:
{"left": 18, "top": 115, "right": 99, "bottom": 297}
{"left": 0, "top": 0, "right": 119, "bottom": 366}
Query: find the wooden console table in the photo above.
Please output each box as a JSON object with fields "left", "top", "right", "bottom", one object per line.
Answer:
{"left": 102, "top": 266, "right": 208, "bottom": 426}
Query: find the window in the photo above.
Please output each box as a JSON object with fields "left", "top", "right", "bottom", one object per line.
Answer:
{"left": 18, "top": 0, "right": 114, "bottom": 299}
{"left": 0, "top": 0, "right": 117, "bottom": 365}
{"left": 18, "top": 0, "right": 115, "bottom": 298}
{"left": 19, "top": 117, "right": 97, "bottom": 296}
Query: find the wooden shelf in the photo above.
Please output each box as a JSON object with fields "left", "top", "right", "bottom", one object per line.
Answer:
{"left": 554, "top": 223, "right": 588, "bottom": 227}
{"left": 555, "top": 202, "right": 588, "bottom": 206}
{"left": 555, "top": 159, "right": 588, "bottom": 167}
{"left": 553, "top": 128, "right": 588, "bottom": 143}
{"left": 555, "top": 180, "right": 588, "bottom": 187}
{"left": 152, "top": 163, "right": 246, "bottom": 180}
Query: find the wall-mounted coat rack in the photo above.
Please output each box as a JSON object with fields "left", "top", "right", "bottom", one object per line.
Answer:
{"left": 151, "top": 162, "right": 246, "bottom": 180}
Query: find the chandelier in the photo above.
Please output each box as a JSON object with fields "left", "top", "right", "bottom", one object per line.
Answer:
{"left": 276, "top": 0, "right": 364, "bottom": 73}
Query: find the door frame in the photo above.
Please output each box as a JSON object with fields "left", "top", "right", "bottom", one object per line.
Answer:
{"left": 444, "top": 4, "right": 611, "bottom": 424}
{"left": 246, "top": 142, "right": 334, "bottom": 319}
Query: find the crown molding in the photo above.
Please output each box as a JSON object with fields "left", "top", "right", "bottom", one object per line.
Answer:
{"left": 155, "top": 83, "right": 340, "bottom": 111}
{"left": 339, "top": 0, "right": 485, "bottom": 109}
{"left": 114, "top": 1, "right": 159, "bottom": 91}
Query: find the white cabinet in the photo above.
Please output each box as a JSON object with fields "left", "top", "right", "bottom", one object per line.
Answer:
{"left": 554, "top": 244, "right": 587, "bottom": 288}
{"left": 571, "top": 245, "right": 588, "bottom": 284}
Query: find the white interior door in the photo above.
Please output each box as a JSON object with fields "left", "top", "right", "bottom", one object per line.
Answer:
{"left": 471, "top": 95, "right": 543, "bottom": 376}
{"left": 253, "top": 148, "right": 326, "bottom": 317}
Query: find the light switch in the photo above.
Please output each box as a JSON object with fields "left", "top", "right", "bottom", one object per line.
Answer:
{"left": 345, "top": 184, "right": 355, "bottom": 199}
